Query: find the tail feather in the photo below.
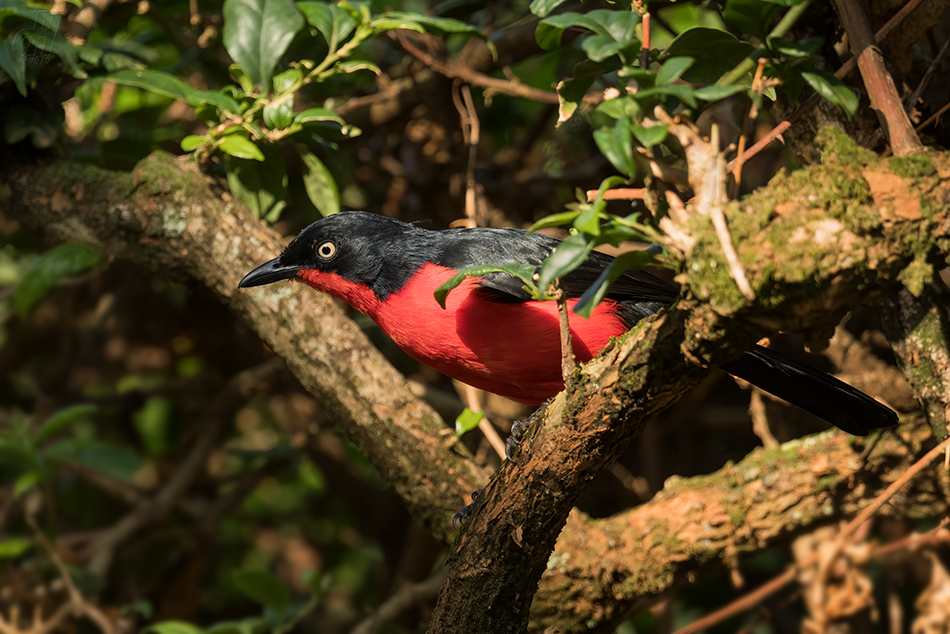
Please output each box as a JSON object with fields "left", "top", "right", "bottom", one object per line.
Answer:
{"left": 721, "top": 346, "right": 899, "bottom": 435}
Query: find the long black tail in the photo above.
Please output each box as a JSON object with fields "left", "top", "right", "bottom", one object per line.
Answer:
{"left": 721, "top": 346, "right": 898, "bottom": 435}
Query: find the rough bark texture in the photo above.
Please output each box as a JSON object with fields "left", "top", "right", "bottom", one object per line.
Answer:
{"left": 3, "top": 131, "right": 949, "bottom": 632}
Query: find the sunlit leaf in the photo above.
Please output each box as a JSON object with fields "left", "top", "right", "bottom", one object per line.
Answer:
{"left": 454, "top": 407, "right": 484, "bottom": 437}
{"left": 219, "top": 135, "right": 265, "bottom": 161}
{"left": 0, "top": 539, "right": 32, "bottom": 559}
{"left": 537, "top": 233, "right": 594, "bottom": 294}
{"left": 574, "top": 250, "right": 657, "bottom": 318}
{"left": 434, "top": 264, "right": 537, "bottom": 308}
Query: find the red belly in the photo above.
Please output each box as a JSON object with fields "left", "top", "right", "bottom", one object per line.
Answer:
{"left": 368, "top": 263, "right": 627, "bottom": 404}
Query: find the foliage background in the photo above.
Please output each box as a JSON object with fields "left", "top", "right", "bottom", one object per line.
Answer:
{"left": 1, "top": 0, "right": 949, "bottom": 633}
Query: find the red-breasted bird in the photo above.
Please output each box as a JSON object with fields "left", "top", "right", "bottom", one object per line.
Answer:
{"left": 239, "top": 211, "right": 897, "bottom": 435}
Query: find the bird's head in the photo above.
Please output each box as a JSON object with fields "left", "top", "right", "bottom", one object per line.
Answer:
{"left": 239, "top": 211, "right": 430, "bottom": 312}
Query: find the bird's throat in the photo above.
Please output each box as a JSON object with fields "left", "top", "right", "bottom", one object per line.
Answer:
{"left": 296, "top": 269, "right": 383, "bottom": 315}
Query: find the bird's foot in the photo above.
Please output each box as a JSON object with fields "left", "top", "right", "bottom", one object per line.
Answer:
{"left": 505, "top": 399, "right": 551, "bottom": 462}
{"left": 452, "top": 488, "right": 483, "bottom": 527}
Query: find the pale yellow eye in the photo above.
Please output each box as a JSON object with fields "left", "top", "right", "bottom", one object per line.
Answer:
{"left": 317, "top": 241, "right": 336, "bottom": 259}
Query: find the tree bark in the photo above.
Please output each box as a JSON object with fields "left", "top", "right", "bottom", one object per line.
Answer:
{"left": 4, "top": 133, "right": 949, "bottom": 632}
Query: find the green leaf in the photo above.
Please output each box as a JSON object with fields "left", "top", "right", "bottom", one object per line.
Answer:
{"left": 454, "top": 407, "right": 484, "bottom": 437}
{"left": 15, "top": 244, "right": 99, "bottom": 317}
{"left": 723, "top": 0, "right": 781, "bottom": 42}
{"left": 263, "top": 96, "right": 293, "bottom": 129}
{"left": 219, "top": 135, "right": 265, "bottom": 161}
{"left": 555, "top": 58, "right": 622, "bottom": 124}
{"left": 144, "top": 621, "right": 205, "bottom": 634}
{"left": 21, "top": 26, "right": 85, "bottom": 78}
{"left": 691, "top": 84, "right": 746, "bottom": 101}
{"left": 634, "top": 83, "right": 698, "bottom": 108}
{"left": 181, "top": 135, "right": 208, "bottom": 152}
{"left": 537, "top": 233, "right": 593, "bottom": 294}
{"left": 768, "top": 36, "right": 821, "bottom": 57}
{"left": 538, "top": 10, "right": 639, "bottom": 60}
{"left": 294, "top": 108, "right": 346, "bottom": 126}
{"left": 0, "top": 539, "right": 32, "bottom": 559}
{"left": 373, "top": 12, "right": 486, "bottom": 38}
{"left": 593, "top": 116, "right": 635, "bottom": 177}
{"left": 656, "top": 56, "right": 694, "bottom": 85}
{"left": 298, "top": 1, "right": 357, "bottom": 51}
{"left": 663, "top": 28, "right": 755, "bottom": 85}
{"left": 14, "top": 471, "right": 41, "bottom": 498}
{"left": 802, "top": 70, "right": 858, "bottom": 119}
{"left": 434, "top": 264, "right": 537, "bottom": 309}
{"left": 529, "top": 0, "right": 570, "bottom": 17}
{"left": 233, "top": 570, "right": 290, "bottom": 614}
{"left": 108, "top": 69, "right": 239, "bottom": 113}
{"left": 50, "top": 440, "right": 143, "bottom": 481}
{"left": 573, "top": 205, "right": 601, "bottom": 235}
{"left": 574, "top": 250, "right": 657, "bottom": 318}
{"left": 299, "top": 150, "right": 340, "bottom": 217}
{"left": 36, "top": 404, "right": 97, "bottom": 443}
{"left": 528, "top": 211, "right": 581, "bottom": 232}
{"left": 333, "top": 59, "right": 380, "bottom": 76}
{"left": 0, "top": 36, "right": 27, "bottom": 96}
{"left": 222, "top": 0, "right": 304, "bottom": 91}
{"left": 631, "top": 124, "right": 668, "bottom": 148}
{"left": 226, "top": 151, "right": 287, "bottom": 222}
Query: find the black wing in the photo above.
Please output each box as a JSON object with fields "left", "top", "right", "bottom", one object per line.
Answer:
{"left": 433, "top": 227, "right": 677, "bottom": 323}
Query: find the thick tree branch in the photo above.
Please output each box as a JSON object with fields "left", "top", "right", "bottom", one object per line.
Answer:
{"left": 4, "top": 134, "right": 949, "bottom": 632}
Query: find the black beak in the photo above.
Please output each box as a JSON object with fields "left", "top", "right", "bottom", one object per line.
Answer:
{"left": 238, "top": 257, "right": 301, "bottom": 288}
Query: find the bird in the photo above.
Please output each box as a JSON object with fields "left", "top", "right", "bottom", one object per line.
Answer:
{"left": 239, "top": 210, "right": 898, "bottom": 436}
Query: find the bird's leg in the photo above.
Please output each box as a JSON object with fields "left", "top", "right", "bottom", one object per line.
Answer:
{"left": 505, "top": 398, "right": 552, "bottom": 462}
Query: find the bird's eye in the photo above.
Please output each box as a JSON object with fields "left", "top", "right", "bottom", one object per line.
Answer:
{"left": 316, "top": 241, "right": 337, "bottom": 259}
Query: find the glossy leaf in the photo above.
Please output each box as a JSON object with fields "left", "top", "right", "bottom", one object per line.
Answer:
{"left": 298, "top": 1, "right": 357, "bottom": 51}
{"left": 373, "top": 12, "right": 486, "bottom": 38}
{"left": 222, "top": 0, "right": 304, "bottom": 91}
{"left": 723, "top": 0, "right": 780, "bottom": 42}
{"left": 299, "top": 150, "right": 340, "bottom": 217}
{"left": 593, "top": 115, "right": 635, "bottom": 177}
{"left": 691, "top": 84, "right": 746, "bottom": 101}
{"left": 555, "top": 58, "right": 621, "bottom": 125}
{"left": 663, "top": 28, "right": 755, "bottom": 85}
{"left": 15, "top": 243, "right": 99, "bottom": 317}
{"left": 529, "top": 0, "right": 569, "bottom": 17}
{"left": 233, "top": 570, "right": 290, "bottom": 613}
{"left": 434, "top": 264, "right": 537, "bottom": 308}
{"left": 454, "top": 407, "right": 484, "bottom": 437}
{"left": 574, "top": 250, "right": 657, "bottom": 318}
{"left": 528, "top": 211, "right": 581, "bottom": 232}
{"left": 802, "top": 70, "right": 858, "bottom": 118}
{"left": 536, "top": 233, "right": 594, "bottom": 294}
{"left": 109, "top": 69, "right": 239, "bottom": 113}
{"left": 631, "top": 124, "right": 668, "bottom": 148}
{"left": 656, "top": 56, "right": 694, "bottom": 86}
{"left": 220, "top": 135, "right": 265, "bottom": 161}
{"left": 181, "top": 135, "right": 208, "bottom": 152}
{"left": 768, "top": 36, "right": 822, "bottom": 57}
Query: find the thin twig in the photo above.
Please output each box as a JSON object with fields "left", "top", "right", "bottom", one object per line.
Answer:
{"left": 451, "top": 82, "right": 482, "bottom": 227}
{"left": 462, "top": 384, "right": 506, "bottom": 461}
{"left": 554, "top": 284, "right": 576, "bottom": 383}
{"left": 586, "top": 188, "right": 646, "bottom": 202}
